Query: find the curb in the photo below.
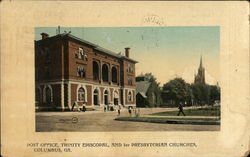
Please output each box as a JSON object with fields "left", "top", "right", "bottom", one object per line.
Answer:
{"left": 115, "top": 118, "right": 220, "bottom": 125}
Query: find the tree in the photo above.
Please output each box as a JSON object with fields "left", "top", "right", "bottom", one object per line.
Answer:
{"left": 209, "top": 85, "right": 220, "bottom": 104}
{"left": 191, "top": 83, "right": 220, "bottom": 106}
{"left": 144, "top": 73, "right": 160, "bottom": 87}
{"left": 162, "top": 77, "right": 191, "bottom": 106}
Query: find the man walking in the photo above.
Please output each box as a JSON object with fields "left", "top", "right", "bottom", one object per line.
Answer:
{"left": 71, "top": 101, "right": 81, "bottom": 112}
{"left": 177, "top": 102, "right": 186, "bottom": 116}
{"left": 117, "top": 104, "right": 121, "bottom": 116}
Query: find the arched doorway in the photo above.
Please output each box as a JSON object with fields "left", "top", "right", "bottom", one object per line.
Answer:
{"left": 104, "top": 90, "right": 109, "bottom": 105}
{"left": 93, "top": 89, "right": 99, "bottom": 105}
{"left": 113, "top": 90, "right": 119, "bottom": 105}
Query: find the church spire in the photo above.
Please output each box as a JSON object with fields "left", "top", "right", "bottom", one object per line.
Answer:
{"left": 194, "top": 55, "right": 205, "bottom": 84}
{"left": 199, "top": 55, "right": 203, "bottom": 69}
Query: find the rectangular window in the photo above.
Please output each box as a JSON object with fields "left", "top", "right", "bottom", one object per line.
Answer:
{"left": 77, "top": 64, "right": 86, "bottom": 78}
{"left": 128, "top": 77, "right": 133, "bottom": 85}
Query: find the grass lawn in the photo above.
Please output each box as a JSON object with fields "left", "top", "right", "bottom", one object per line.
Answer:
{"left": 116, "top": 116, "right": 220, "bottom": 122}
{"left": 150, "top": 106, "right": 220, "bottom": 116}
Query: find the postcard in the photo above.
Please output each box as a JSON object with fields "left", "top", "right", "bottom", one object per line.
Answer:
{"left": 1, "top": 1, "right": 249, "bottom": 157}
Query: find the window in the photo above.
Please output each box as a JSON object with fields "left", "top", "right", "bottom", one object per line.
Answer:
{"left": 93, "top": 89, "right": 99, "bottom": 105}
{"left": 112, "top": 66, "right": 118, "bottom": 83}
{"left": 93, "top": 61, "right": 99, "bottom": 80}
{"left": 77, "top": 65, "right": 86, "bottom": 78}
{"left": 104, "top": 90, "right": 109, "bottom": 105}
{"left": 78, "top": 87, "right": 85, "bottom": 102}
{"left": 75, "top": 48, "right": 88, "bottom": 61}
{"left": 128, "top": 91, "right": 132, "bottom": 102}
{"left": 128, "top": 77, "right": 133, "bottom": 85}
{"left": 102, "top": 64, "right": 109, "bottom": 82}
{"left": 127, "top": 63, "right": 133, "bottom": 73}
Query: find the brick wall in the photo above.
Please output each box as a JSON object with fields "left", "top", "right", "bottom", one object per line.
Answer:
{"left": 86, "top": 85, "right": 92, "bottom": 106}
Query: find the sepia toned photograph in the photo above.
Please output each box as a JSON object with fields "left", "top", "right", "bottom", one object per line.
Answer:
{"left": 1, "top": 1, "right": 249, "bottom": 157}
{"left": 35, "top": 26, "right": 221, "bottom": 132}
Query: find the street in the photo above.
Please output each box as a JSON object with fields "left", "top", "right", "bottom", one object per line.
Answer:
{"left": 36, "top": 108, "right": 220, "bottom": 132}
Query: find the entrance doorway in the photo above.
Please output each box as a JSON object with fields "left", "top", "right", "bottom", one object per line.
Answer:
{"left": 94, "top": 89, "right": 99, "bottom": 105}
{"left": 114, "top": 98, "right": 118, "bottom": 105}
{"left": 104, "top": 90, "right": 109, "bottom": 105}
{"left": 113, "top": 91, "right": 119, "bottom": 105}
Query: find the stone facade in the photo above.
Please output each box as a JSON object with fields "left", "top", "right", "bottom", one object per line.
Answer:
{"left": 35, "top": 33, "right": 137, "bottom": 111}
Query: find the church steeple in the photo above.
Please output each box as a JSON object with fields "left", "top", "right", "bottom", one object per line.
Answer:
{"left": 194, "top": 55, "right": 205, "bottom": 84}
{"left": 199, "top": 55, "right": 203, "bottom": 69}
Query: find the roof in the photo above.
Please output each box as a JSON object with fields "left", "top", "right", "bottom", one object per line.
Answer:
{"left": 136, "top": 81, "right": 151, "bottom": 98}
{"left": 137, "top": 92, "right": 147, "bottom": 98}
{"left": 36, "top": 33, "right": 138, "bottom": 63}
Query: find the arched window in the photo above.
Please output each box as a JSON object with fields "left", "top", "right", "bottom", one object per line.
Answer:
{"left": 93, "top": 89, "right": 99, "bottom": 105}
{"left": 102, "top": 64, "right": 109, "bottom": 82}
{"left": 128, "top": 91, "right": 132, "bottom": 102}
{"left": 45, "top": 87, "right": 52, "bottom": 103}
{"left": 93, "top": 61, "right": 99, "bottom": 80}
{"left": 114, "top": 90, "right": 119, "bottom": 105}
{"left": 104, "top": 90, "right": 109, "bottom": 105}
{"left": 112, "top": 66, "right": 118, "bottom": 83}
{"left": 78, "top": 87, "right": 85, "bottom": 102}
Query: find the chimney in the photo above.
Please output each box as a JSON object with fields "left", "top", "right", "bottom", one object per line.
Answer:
{"left": 41, "top": 33, "right": 49, "bottom": 40}
{"left": 125, "top": 47, "right": 130, "bottom": 58}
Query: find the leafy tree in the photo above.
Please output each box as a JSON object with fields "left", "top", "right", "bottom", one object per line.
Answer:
{"left": 191, "top": 83, "right": 220, "bottom": 106}
{"left": 162, "top": 77, "right": 191, "bottom": 105}
{"left": 209, "top": 85, "right": 220, "bottom": 103}
{"left": 144, "top": 73, "right": 160, "bottom": 87}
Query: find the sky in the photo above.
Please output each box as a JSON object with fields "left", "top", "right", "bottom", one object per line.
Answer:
{"left": 35, "top": 26, "right": 220, "bottom": 86}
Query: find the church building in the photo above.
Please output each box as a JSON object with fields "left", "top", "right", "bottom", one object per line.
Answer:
{"left": 35, "top": 32, "right": 137, "bottom": 111}
{"left": 194, "top": 56, "right": 205, "bottom": 84}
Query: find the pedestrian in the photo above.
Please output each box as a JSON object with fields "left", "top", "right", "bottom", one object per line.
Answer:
{"left": 134, "top": 108, "right": 137, "bottom": 117}
{"left": 71, "top": 101, "right": 79, "bottom": 111}
{"left": 135, "top": 108, "right": 140, "bottom": 117}
{"left": 117, "top": 104, "right": 121, "bottom": 116}
{"left": 104, "top": 106, "right": 106, "bottom": 112}
{"left": 82, "top": 101, "right": 87, "bottom": 112}
{"left": 128, "top": 106, "right": 132, "bottom": 117}
{"left": 177, "top": 102, "right": 186, "bottom": 116}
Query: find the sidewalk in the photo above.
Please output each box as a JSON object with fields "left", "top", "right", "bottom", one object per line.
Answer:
{"left": 142, "top": 115, "right": 219, "bottom": 119}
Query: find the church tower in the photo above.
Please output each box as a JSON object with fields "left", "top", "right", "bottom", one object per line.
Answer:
{"left": 194, "top": 56, "right": 205, "bottom": 84}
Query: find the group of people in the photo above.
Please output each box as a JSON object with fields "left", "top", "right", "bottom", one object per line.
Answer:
{"left": 71, "top": 101, "right": 87, "bottom": 112}
{"left": 103, "top": 105, "right": 140, "bottom": 117}
{"left": 104, "top": 104, "right": 122, "bottom": 115}
{"left": 71, "top": 101, "right": 185, "bottom": 117}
